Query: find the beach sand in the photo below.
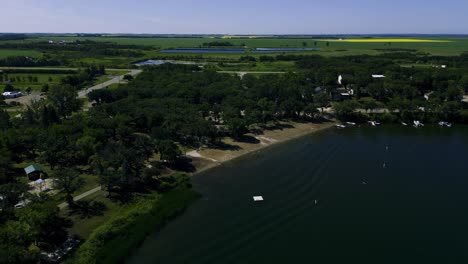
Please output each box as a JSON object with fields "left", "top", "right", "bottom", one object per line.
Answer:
{"left": 187, "top": 121, "right": 335, "bottom": 174}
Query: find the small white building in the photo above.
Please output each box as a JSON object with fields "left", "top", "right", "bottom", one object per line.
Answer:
{"left": 372, "top": 74, "right": 385, "bottom": 78}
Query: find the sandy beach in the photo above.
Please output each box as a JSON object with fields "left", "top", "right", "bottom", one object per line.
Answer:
{"left": 187, "top": 120, "right": 336, "bottom": 174}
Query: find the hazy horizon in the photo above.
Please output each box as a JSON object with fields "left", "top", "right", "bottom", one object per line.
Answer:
{"left": 2, "top": 0, "right": 468, "bottom": 34}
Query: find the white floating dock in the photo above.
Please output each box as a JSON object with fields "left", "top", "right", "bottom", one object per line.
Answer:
{"left": 253, "top": 196, "right": 264, "bottom": 202}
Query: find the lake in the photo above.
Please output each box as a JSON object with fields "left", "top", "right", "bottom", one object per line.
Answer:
{"left": 127, "top": 125, "right": 468, "bottom": 264}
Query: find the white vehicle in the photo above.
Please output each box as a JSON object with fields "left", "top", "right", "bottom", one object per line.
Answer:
{"left": 2, "top": 91, "right": 22, "bottom": 99}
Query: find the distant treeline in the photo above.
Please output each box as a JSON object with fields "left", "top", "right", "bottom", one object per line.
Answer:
{"left": 202, "top": 41, "right": 235, "bottom": 47}
{"left": 0, "top": 34, "right": 27, "bottom": 41}
{"left": 0, "top": 40, "right": 149, "bottom": 57}
{"left": 1, "top": 69, "right": 78, "bottom": 74}
{"left": 0, "top": 56, "right": 63, "bottom": 67}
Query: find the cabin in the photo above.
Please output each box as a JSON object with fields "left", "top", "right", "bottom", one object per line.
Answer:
{"left": 24, "top": 165, "right": 44, "bottom": 181}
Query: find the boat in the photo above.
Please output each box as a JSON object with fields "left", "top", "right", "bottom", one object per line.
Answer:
{"left": 336, "top": 124, "right": 346, "bottom": 129}
{"left": 253, "top": 196, "right": 264, "bottom": 202}
{"left": 314, "top": 200, "right": 318, "bottom": 205}
{"left": 401, "top": 122, "right": 408, "bottom": 126}
{"left": 346, "top": 122, "right": 356, "bottom": 126}
{"left": 368, "top": 121, "right": 380, "bottom": 127}
{"left": 413, "top": 120, "right": 424, "bottom": 128}
{"left": 438, "top": 121, "right": 452, "bottom": 128}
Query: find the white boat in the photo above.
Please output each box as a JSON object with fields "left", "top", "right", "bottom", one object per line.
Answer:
{"left": 346, "top": 122, "right": 356, "bottom": 126}
{"left": 439, "top": 121, "right": 452, "bottom": 128}
{"left": 368, "top": 121, "right": 379, "bottom": 127}
{"left": 336, "top": 124, "right": 346, "bottom": 129}
{"left": 314, "top": 200, "right": 318, "bottom": 205}
{"left": 253, "top": 196, "right": 264, "bottom": 202}
{"left": 413, "top": 120, "right": 424, "bottom": 128}
{"left": 401, "top": 122, "right": 408, "bottom": 126}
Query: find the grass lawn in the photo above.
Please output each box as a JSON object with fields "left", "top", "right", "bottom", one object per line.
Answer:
{"left": 61, "top": 190, "right": 127, "bottom": 239}
{"left": 1, "top": 73, "right": 67, "bottom": 92}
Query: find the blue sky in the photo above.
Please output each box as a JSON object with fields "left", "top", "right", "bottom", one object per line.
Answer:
{"left": 2, "top": 0, "right": 467, "bottom": 34}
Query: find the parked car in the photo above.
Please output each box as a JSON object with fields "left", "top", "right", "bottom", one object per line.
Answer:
{"left": 2, "top": 91, "right": 23, "bottom": 99}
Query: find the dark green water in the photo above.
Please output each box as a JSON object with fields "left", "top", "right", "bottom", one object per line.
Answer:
{"left": 127, "top": 125, "right": 468, "bottom": 264}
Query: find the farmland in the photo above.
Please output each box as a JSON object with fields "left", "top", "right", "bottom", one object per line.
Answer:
{"left": 37, "top": 35, "right": 468, "bottom": 56}
{"left": 0, "top": 35, "right": 467, "bottom": 71}
{"left": 0, "top": 49, "right": 42, "bottom": 58}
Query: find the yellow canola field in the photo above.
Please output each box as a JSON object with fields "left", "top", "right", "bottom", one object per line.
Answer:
{"left": 326, "top": 38, "right": 451, "bottom": 43}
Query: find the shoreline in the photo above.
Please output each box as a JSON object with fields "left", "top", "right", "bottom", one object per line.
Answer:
{"left": 187, "top": 120, "right": 336, "bottom": 175}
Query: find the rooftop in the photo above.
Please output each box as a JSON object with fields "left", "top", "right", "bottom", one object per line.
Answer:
{"left": 24, "top": 165, "right": 43, "bottom": 175}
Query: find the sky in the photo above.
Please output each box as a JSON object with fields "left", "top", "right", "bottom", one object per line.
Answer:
{"left": 1, "top": 0, "right": 468, "bottom": 34}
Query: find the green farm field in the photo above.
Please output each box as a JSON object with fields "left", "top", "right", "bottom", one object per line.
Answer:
{"left": 0, "top": 49, "right": 42, "bottom": 58}
{"left": 38, "top": 36, "right": 468, "bottom": 56}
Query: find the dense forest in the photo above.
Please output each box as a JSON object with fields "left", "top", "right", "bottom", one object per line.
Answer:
{"left": 1, "top": 50, "right": 468, "bottom": 262}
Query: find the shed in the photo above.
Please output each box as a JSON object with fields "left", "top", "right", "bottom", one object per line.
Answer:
{"left": 24, "top": 165, "right": 44, "bottom": 181}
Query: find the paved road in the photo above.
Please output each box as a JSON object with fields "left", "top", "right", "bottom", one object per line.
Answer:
{"left": 78, "top": 69, "right": 142, "bottom": 98}
{"left": 4, "top": 70, "right": 142, "bottom": 107}
{"left": 58, "top": 186, "right": 102, "bottom": 210}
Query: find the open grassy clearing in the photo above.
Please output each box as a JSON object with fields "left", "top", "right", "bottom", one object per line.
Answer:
{"left": 61, "top": 190, "right": 127, "bottom": 239}
{"left": 1, "top": 73, "right": 67, "bottom": 91}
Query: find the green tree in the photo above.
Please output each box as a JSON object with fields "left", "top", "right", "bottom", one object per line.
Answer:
{"left": 16, "top": 202, "right": 69, "bottom": 248}
{"left": 53, "top": 168, "right": 84, "bottom": 207}
{"left": 332, "top": 100, "right": 360, "bottom": 120}
{"left": 0, "top": 109, "right": 11, "bottom": 131}
{"left": 48, "top": 85, "right": 82, "bottom": 118}
{"left": 460, "top": 75, "right": 468, "bottom": 93}
{"left": 0, "top": 221, "right": 36, "bottom": 264}
{"left": 358, "top": 97, "right": 379, "bottom": 113}
{"left": 123, "top": 74, "right": 133, "bottom": 81}
{"left": 156, "top": 140, "right": 182, "bottom": 163}
{"left": 314, "top": 92, "right": 330, "bottom": 113}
